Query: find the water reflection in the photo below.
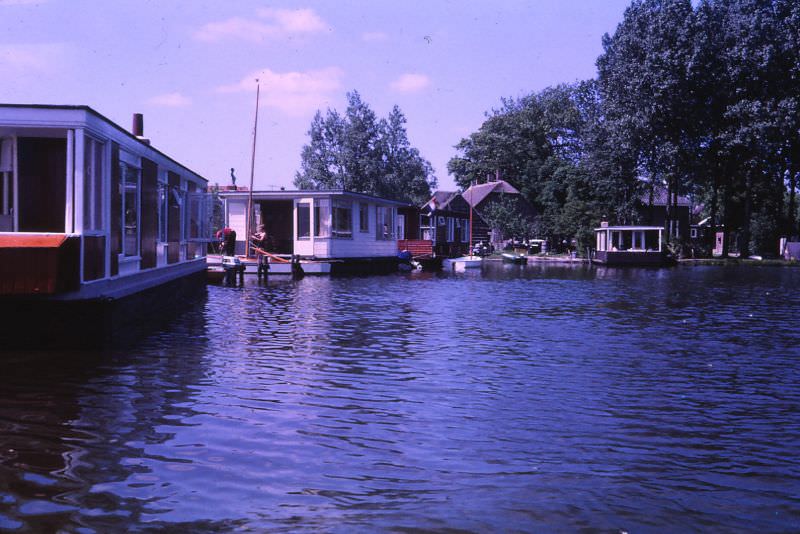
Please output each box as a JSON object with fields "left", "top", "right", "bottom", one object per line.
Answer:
{"left": 1, "top": 264, "right": 799, "bottom": 532}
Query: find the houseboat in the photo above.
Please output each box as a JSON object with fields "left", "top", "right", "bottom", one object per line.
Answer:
{"left": 0, "top": 104, "right": 210, "bottom": 346}
{"left": 216, "top": 189, "right": 406, "bottom": 275}
{"left": 593, "top": 223, "right": 669, "bottom": 266}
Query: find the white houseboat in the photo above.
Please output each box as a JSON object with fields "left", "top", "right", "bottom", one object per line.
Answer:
{"left": 593, "top": 223, "right": 668, "bottom": 266}
{"left": 0, "top": 104, "right": 210, "bottom": 346}
{"left": 217, "top": 189, "right": 406, "bottom": 275}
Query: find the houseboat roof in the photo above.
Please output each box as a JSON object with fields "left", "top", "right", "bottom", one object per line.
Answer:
{"left": 462, "top": 180, "right": 520, "bottom": 207}
{"left": 217, "top": 189, "right": 410, "bottom": 206}
{"left": 0, "top": 103, "right": 208, "bottom": 184}
{"left": 594, "top": 225, "right": 665, "bottom": 232}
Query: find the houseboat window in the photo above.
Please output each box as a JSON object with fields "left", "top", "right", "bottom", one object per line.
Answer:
{"left": 610, "top": 230, "right": 632, "bottom": 251}
{"left": 332, "top": 199, "right": 352, "bottom": 238}
{"left": 359, "top": 202, "right": 369, "bottom": 232}
{"left": 0, "top": 138, "right": 12, "bottom": 231}
{"left": 297, "top": 203, "right": 310, "bottom": 238}
{"left": 597, "top": 231, "right": 607, "bottom": 252}
{"left": 120, "top": 161, "right": 140, "bottom": 257}
{"left": 632, "top": 230, "right": 645, "bottom": 250}
{"left": 83, "top": 137, "right": 104, "bottom": 232}
{"left": 376, "top": 206, "right": 394, "bottom": 240}
{"left": 158, "top": 182, "right": 168, "bottom": 243}
{"left": 646, "top": 230, "right": 660, "bottom": 250}
{"left": 185, "top": 192, "right": 209, "bottom": 243}
{"left": 419, "top": 214, "right": 432, "bottom": 241}
{"left": 396, "top": 214, "right": 405, "bottom": 240}
{"left": 314, "top": 198, "right": 330, "bottom": 237}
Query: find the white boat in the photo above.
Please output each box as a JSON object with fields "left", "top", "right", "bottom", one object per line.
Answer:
{"left": 443, "top": 255, "right": 483, "bottom": 271}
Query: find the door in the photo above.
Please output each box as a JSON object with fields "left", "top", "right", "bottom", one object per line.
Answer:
{"left": 17, "top": 137, "right": 66, "bottom": 232}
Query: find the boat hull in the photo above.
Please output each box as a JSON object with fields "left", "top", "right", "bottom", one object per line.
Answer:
{"left": 593, "top": 250, "right": 669, "bottom": 266}
{"left": 444, "top": 256, "right": 483, "bottom": 271}
{"left": 501, "top": 253, "right": 528, "bottom": 264}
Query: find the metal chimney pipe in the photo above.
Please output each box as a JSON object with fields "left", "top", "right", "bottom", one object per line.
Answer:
{"left": 132, "top": 113, "right": 144, "bottom": 137}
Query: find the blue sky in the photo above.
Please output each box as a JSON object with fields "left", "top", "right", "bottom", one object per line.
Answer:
{"left": 0, "top": 0, "right": 632, "bottom": 190}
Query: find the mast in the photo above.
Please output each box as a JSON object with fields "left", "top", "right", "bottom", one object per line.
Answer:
{"left": 246, "top": 79, "right": 260, "bottom": 258}
{"left": 469, "top": 181, "right": 473, "bottom": 256}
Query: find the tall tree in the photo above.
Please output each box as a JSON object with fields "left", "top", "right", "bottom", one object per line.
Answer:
{"left": 597, "top": 0, "right": 700, "bottom": 240}
{"left": 295, "top": 91, "right": 437, "bottom": 204}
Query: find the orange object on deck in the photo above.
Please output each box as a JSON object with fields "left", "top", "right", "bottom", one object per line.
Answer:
{"left": 397, "top": 239, "right": 433, "bottom": 258}
{"left": 0, "top": 234, "right": 80, "bottom": 295}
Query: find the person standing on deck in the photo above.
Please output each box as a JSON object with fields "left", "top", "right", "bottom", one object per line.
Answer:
{"left": 251, "top": 224, "right": 270, "bottom": 277}
{"left": 216, "top": 227, "right": 237, "bottom": 256}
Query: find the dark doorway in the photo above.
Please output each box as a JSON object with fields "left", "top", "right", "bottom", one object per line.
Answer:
{"left": 258, "top": 200, "right": 293, "bottom": 254}
{"left": 18, "top": 137, "right": 67, "bottom": 232}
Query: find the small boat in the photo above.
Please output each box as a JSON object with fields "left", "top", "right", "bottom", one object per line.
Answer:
{"left": 443, "top": 255, "right": 483, "bottom": 271}
{"left": 502, "top": 252, "right": 528, "bottom": 264}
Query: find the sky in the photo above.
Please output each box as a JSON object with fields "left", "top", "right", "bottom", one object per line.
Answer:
{"left": 0, "top": 0, "right": 633, "bottom": 191}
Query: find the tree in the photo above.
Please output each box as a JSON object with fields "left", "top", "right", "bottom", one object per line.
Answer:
{"left": 295, "top": 91, "right": 437, "bottom": 204}
{"left": 597, "top": 0, "right": 700, "bottom": 241}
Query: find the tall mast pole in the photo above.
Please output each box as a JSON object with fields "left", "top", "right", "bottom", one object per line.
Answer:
{"left": 246, "top": 79, "right": 260, "bottom": 258}
{"left": 469, "top": 181, "right": 473, "bottom": 257}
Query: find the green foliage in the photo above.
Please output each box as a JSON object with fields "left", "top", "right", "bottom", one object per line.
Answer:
{"left": 448, "top": 0, "right": 800, "bottom": 256}
{"left": 295, "top": 91, "right": 437, "bottom": 204}
{"left": 448, "top": 83, "right": 625, "bottom": 250}
{"left": 479, "top": 194, "right": 536, "bottom": 241}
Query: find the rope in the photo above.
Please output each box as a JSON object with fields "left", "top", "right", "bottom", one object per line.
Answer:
{"left": 250, "top": 242, "right": 291, "bottom": 263}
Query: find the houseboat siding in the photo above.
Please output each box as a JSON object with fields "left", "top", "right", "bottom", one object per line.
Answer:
{"left": 222, "top": 192, "right": 403, "bottom": 260}
{"left": 0, "top": 105, "right": 210, "bottom": 333}
{"left": 594, "top": 250, "right": 666, "bottom": 266}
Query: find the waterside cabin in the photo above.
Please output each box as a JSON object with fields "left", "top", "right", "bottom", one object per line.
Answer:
{"left": 593, "top": 224, "right": 667, "bottom": 266}
{"left": 0, "top": 104, "right": 210, "bottom": 345}
{"left": 217, "top": 189, "right": 406, "bottom": 274}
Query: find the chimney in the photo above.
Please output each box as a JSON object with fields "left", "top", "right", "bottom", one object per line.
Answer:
{"left": 132, "top": 113, "right": 150, "bottom": 145}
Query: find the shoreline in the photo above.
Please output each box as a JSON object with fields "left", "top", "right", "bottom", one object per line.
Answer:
{"left": 486, "top": 254, "right": 799, "bottom": 267}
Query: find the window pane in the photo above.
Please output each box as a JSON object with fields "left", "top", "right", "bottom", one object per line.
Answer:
{"left": 376, "top": 206, "right": 393, "bottom": 240}
{"left": 332, "top": 200, "right": 352, "bottom": 238}
{"left": 94, "top": 141, "right": 103, "bottom": 229}
{"left": 314, "top": 198, "right": 330, "bottom": 237}
{"left": 121, "top": 162, "right": 140, "bottom": 256}
{"left": 158, "top": 183, "right": 168, "bottom": 242}
{"left": 83, "top": 141, "right": 92, "bottom": 229}
{"left": 297, "top": 203, "right": 310, "bottom": 238}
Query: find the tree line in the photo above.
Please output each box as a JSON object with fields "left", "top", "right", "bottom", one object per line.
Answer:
{"left": 448, "top": 0, "right": 800, "bottom": 257}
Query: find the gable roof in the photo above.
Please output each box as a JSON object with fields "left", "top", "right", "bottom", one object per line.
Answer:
{"left": 427, "top": 190, "right": 459, "bottom": 210}
{"left": 462, "top": 180, "right": 520, "bottom": 208}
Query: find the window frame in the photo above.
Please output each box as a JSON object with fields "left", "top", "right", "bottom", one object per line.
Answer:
{"left": 331, "top": 199, "right": 353, "bottom": 239}
{"left": 119, "top": 157, "right": 141, "bottom": 259}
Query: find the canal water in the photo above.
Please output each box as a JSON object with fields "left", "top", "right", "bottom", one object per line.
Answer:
{"left": 1, "top": 264, "right": 799, "bottom": 532}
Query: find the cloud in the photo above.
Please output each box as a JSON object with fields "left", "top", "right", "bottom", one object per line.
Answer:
{"left": 217, "top": 67, "right": 344, "bottom": 117}
{"left": 146, "top": 92, "right": 191, "bottom": 108}
{"left": 256, "top": 8, "right": 326, "bottom": 33}
{"left": 0, "top": 0, "right": 47, "bottom": 5}
{"left": 389, "top": 73, "right": 431, "bottom": 93}
{"left": 195, "top": 8, "right": 328, "bottom": 43}
{"left": 0, "top": 43, "right": 64, "bottom": 73}
{"left": 361, "top": 31, "right": 388, "bottom": 42}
